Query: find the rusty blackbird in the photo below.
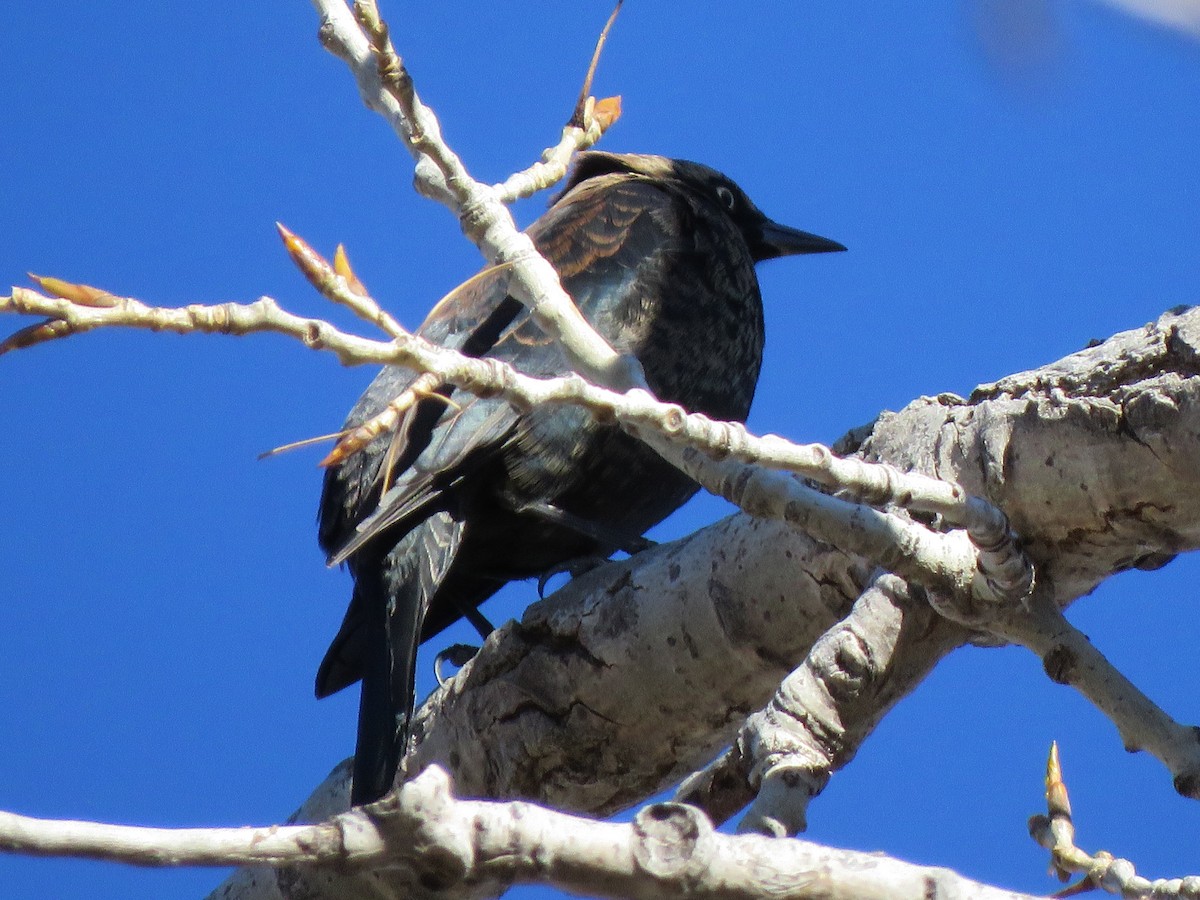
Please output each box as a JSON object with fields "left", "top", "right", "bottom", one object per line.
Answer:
{"left": 316, "top": 152, "right": 844, "bottom": 804}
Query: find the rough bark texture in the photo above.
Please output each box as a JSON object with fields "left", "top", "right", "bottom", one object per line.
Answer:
{"left": 857, "top": 307, "right": 1200, "bottom": 603}
{"left": 203, "top": 767, "right": 1045, "bottom": 900}
{"left": 209, "top": 306, "right": 1200, "bottom": 900}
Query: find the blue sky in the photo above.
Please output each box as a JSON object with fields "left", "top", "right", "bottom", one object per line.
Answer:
{"left": 2, "top": 2, "right": 1200, "bottom": 898}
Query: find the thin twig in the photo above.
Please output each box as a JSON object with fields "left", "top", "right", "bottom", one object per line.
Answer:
{"left": 1029, "top": 744, "right": 1200, "bottom": 898}
{"left": 313, "top": 0, "right": 644, "bottom": 392}
{"left": 276, "top": 223, "right": 404, "bottom": 338}
{"left": 1, "top": 283, "right": 1021, "bottom": 616}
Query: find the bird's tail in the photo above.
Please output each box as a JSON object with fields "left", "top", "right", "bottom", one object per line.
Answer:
{"left": 349, "top": 568, "right": 422, "bottom": 806}
{"left": 318, "top": 512, "right": 466, "bottom": 806}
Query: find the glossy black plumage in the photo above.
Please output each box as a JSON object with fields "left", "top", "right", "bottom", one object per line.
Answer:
{"left": 316, "top": 152, "right": 844, "bottom": 804}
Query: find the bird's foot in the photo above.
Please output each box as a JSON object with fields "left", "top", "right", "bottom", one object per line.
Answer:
{"left": 435, "top": 643, "right": 480, "bottom": 687}
{"left": 536, "top": 554, "right": 612, "bottom": 598}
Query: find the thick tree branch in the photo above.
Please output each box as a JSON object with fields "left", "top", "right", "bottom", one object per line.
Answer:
{"left": 5, "top": 296, "right": 1198, "bottom": 900}
{"left": 8, "top": 258, "right": 1198, "bottom": 900}
{"left": 678, "top": 572, "right": 951, "bottom": 836}
{"left": 207, "top": 306, "right": 1200, "bottom": 899}
{"left": 2, "top": 766, "right": 1042, "bottom": 900}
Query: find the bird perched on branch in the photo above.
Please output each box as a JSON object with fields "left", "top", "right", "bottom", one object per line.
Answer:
{"left": 316, "top": 151, "right": 844, "bottom": 805}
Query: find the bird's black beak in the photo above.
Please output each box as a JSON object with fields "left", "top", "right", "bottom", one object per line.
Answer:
{"left": 755, "top": 219, "right": 846, "bottom": 261}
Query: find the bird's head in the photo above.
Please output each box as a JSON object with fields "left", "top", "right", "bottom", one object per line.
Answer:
{"left": 561, "top": 151, "right": 846, "bottom": 263}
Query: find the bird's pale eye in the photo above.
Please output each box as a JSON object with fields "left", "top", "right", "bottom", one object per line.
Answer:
{"left": 715, "top": 185, "right": 736, "bottom": 211}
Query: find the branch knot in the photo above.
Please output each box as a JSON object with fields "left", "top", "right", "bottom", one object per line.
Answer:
{"left": 631, "top": 803, "right": 713, "bottom": 883}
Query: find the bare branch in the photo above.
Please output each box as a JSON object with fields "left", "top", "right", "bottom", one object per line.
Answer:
{"left": 493, "top": 0, "right": 624, "bottom": 203}
{"left": 0, "top": 288, "right": 399, "bottom": 363}
{"left": 56, "top": 304, "right": 1198, "bottom": 898}
{"left": 396, "top": 306, "right": 1200, "bottom": 825}
{"left": 993, "top": 590, "right": 1200, "bottom": 800}
{"left": 0, "top": 766, "right": 1044, "bottom": 900}
{"left": 849, "top": 306, "right": 1200, "bottom": 799}
{"left": 1029, "top": 744, "right": 1200, "bottom": 898}
{"left": 311, "top": 0, "right": 640, "bottom": 391}
{"left": 680, "top": 573, "right": 952, "bottom": 837}
{"left": 1, "top": 283, "right": 1021, "bottom": 615}
{"left": 275, "top": 223, "right": 403, "bottom": 338}
{"left": 651, "top": 438, "right": 1025, "bottom": 606}
{"left": 0, "top": 810, "right": 371, "bottom": 869}
{"left": 491, "top": 95, "right": 622, "bottom": 204}
{"left": 309, "top": 0, "right": 451, "bottom": 200}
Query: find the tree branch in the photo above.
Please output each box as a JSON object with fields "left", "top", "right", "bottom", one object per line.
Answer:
{"left": 6, "top": 274, "right": 1198, "bottom": 900}
{"left": 310, "top": 0, "right": 640, "bottom": 391}
{"left": 678, "top": 572, "right": 952, "bottom": 836}
{"left": 1029, "top": 743, "right": 1200, "bottom": 898}
{"left": 1, "top": 766, "right": 1043, "bottom": 900}
{"left": 992, "top": 589, "right": 1200, "bottom": 799}
{"left": 0, "top": 282, "right": 1023, "bottom": 614}
{"left": 206, "top": 307, "right": 1200, "bottom": 899}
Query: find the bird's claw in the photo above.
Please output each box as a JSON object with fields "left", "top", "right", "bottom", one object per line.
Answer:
{"left": 536, "top": 554, "right": 612, "bottom": 598}
{"left": 435, "top": 643, "right": 480, "bottom": 687}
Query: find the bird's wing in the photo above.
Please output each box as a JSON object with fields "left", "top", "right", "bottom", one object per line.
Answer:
{"left": 316, "top": 263, "right": 523, "bottom": 557}
{"left": 321, "top": 176, "right": 682, "bottom": 565}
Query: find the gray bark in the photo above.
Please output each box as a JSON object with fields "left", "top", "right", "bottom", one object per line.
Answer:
{"left": 209, "top": 306, "right": 1200, "bottom": 900}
